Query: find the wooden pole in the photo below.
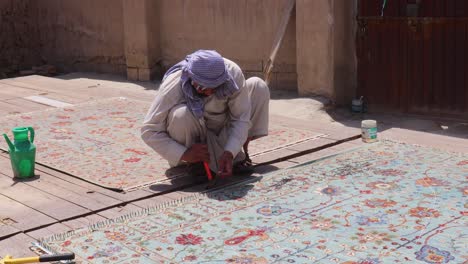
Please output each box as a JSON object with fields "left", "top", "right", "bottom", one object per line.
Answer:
{"left": 263, "top": 0, "right": 296, "bottom": 85}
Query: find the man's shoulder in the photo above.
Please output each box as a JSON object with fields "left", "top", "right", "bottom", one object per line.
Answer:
{"left": 158, "top": 71, "right": 183, "bottom": 98}
{"left": 223, "top": 58, "right": 245, "bottom": 89}
{"left": 223, "top": 58, "right": 242, "bottom": 72}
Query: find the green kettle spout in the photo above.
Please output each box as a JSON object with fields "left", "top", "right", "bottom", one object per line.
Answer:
{"left": 3, "top": 134, "right": 15, "bottom": 151}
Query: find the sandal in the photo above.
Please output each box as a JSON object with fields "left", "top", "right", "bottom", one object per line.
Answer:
{"left": 233, "top": 153, "right": 254, "bottom": 174}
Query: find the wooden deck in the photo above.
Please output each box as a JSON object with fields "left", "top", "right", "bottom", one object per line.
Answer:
{"left": 0, "top": 74, "right": 466, "bottom": 259}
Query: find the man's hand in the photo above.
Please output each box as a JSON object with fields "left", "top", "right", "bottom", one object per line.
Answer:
{"left": 180, "top": 143, "right": 210, "bottom": 163}
{"left": 217, "top": 151, "right": 234, "bottom": 178}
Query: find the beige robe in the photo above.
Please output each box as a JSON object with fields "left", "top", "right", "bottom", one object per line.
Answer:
{"left": 141, "top": 58, "right": 269, "bottom": 171}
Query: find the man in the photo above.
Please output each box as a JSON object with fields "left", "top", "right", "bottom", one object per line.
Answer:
{"left": 141, "top": 50, "right": 269, "bottom": 178}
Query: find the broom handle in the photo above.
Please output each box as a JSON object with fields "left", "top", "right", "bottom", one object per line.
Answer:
{"left": 263, "top": 0, "right": 296, "bottom": 85}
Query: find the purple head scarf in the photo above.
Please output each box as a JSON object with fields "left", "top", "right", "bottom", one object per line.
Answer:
{"left": 162, "top": 50, "right": 239, "bottom": 119}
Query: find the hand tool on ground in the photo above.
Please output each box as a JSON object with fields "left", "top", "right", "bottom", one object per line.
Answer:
{"left": 203, "top": 161, "right": 213, "bottom": 180}
{"left": 197, "top": 130, "right": 214, "bottom": 181}
{"left": 0, "top": 252, "right": 74, "bottom": 264}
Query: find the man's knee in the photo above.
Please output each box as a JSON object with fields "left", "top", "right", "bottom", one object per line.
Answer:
{"left": 167, "top": 105, "right": 199, "bottom": 135}
{"left": 246, "top": 77, "right": 270, "bottom": 101}
{"left": 245, "top": 77, "right": 269, "bottom": 138}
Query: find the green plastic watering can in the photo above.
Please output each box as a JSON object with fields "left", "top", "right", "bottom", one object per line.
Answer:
{"left": 3, "top": 127, "right": 36, "bottom": 179}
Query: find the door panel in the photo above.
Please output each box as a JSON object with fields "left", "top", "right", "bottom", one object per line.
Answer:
{"left": 357, "top": 0, "right": 468, "bottom": 116}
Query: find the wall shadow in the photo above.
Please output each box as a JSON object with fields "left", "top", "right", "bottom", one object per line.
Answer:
{"left": 324, "top": 105, "right": 468, "bottom": 141}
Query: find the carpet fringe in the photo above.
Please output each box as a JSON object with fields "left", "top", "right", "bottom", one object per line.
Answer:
{"left": 36, "top": 174, "right": 261, "bottom": 252}
{"left": 37, "top": 193, "right": 204, "bottom": 252}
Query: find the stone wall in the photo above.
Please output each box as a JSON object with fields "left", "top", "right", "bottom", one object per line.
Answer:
{"left": 158, "top": 0, "right": 297, "bottom": 90}
{"left": 0, "top": 0, "right": 357, "bottom": 104}
{"left": 34, "top": 0, "right": 127, "bottom": 75}
{"left": 296, "top": 0, "right": 357, "bottom": 104}
{"left": 0, "top": 0, "right": 41, "bottom": 77}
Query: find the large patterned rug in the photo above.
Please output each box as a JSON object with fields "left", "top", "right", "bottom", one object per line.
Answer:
{"left": 38, "top": 140, "right": 467, "bottom": 263}
{"left": 0, "top": 97, "right": 323, "bottom": 191}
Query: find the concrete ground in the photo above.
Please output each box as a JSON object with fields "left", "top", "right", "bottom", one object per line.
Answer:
{"left": 268, "top": 89, "right": 468, "bottom": 153}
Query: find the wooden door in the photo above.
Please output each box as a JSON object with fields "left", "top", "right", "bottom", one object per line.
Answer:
{"left": 357, "top": 0, "right": 468, "bottom": 117}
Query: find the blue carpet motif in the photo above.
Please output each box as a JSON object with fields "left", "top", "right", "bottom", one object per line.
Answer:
{"left": 40, "top": 140, "right": 467, "bottom": 263}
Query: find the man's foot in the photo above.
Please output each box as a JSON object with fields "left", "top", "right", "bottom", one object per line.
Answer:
{"left": 233, "top": 155, "right": 254, "bottom": 174}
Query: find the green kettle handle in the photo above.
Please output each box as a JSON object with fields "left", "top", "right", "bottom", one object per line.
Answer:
{"left": 27, "top": 127, "right": 35, "bottom": 143}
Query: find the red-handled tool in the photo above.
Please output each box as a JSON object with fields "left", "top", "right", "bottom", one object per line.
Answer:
{"left": 203, "top": 161, "right": 213, "bottom": 180}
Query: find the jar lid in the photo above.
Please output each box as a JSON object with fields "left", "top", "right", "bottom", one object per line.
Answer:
{"left": 361, "top": 120, "right": 377, "bottom": 127}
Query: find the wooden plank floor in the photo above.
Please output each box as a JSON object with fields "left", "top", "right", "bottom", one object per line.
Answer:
{"left": 1, "top": 74, "right": 466, "bottom": 258}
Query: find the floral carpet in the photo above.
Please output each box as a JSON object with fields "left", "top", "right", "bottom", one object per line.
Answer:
{"left": 39, "top": 140, "right": 467, "bottom": 263}
{"left": 0, "top": 97, "right": 322, "bottom": 191}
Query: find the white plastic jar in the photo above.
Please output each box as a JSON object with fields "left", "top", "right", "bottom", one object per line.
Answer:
{"left": 361, "top": 120, "right": 377, "bottom": 143}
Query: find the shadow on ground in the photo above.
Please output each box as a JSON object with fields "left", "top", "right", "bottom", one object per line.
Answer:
{"left": 147, "top": 164, "right": 274, "bottom": 195}
{"left": 323, "top": 106, "right": 468, "bottom": 140}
